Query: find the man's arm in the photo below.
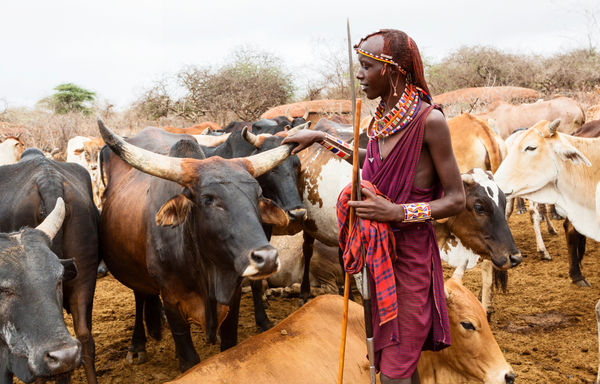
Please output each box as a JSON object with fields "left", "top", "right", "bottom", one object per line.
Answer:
{"left": 282, "top": 130, "right": 367, "bottom": 167}
{"left": 423, "top": 109, "right": 465, "bottom": 219}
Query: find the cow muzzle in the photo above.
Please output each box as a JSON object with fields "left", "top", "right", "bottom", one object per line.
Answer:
{"left": 242, "top": 246, "right": 280, "bottom": 280}
{"left": 494, "top": 250, "right": 522, "bottom": 270}
{"left": 287, "top": 208, "right": 307, "bottom": 223}
{"left": 36, "top": 342, "right": 82, "bottom": 377}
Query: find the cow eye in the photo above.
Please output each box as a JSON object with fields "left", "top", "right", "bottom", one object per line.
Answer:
{"left": 461, "top": 321, "right": 476, "bottom": 331}
{"left": 0, "top": 287, "right": 14, "bottom": 296}
{"left": 525, "top": 146, "right": 537, "bottom": 152}
{"left": 474, "top": 204, "right": 486, "bottom": 214}
{"left": 201, "top": 196, "right": 217, "bottom": 206}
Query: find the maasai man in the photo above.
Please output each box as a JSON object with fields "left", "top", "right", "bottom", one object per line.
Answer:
{"left": 283, "top": 29, "right": 465, "bottom": 384}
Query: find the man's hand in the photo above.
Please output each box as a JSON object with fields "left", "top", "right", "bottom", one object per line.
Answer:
{"left": 281, "top": 130, "right": 325, "bottom": 155}
{"left": 347, "top": 188, "right": 404, "bottom": 222}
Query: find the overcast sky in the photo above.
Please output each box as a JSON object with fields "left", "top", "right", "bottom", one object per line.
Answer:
{"left": 2, "top": 0, "right": 598, "bottom": 109}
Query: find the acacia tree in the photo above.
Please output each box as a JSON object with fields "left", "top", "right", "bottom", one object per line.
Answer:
{"left": 135, "top": 46, "right": 295, "bottom": 124}
{"left": 45, "top": 83, "right": 97, "bottom": 115}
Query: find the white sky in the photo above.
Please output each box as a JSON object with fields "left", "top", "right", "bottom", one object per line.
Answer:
{"left": 1, "top": 0, "right": 598, "bottom": 109}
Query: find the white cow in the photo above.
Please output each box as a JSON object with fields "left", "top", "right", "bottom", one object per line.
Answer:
{"left": 0, "top": 136, "right": 25, "bottom": 165}
{"left": 493, "top": 119, "right": 600, "bottom": 382}
{"left": 66, "top": 136, "right": 105, "bottom": 208}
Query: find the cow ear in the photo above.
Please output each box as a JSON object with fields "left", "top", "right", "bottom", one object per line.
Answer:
{"left": 461, "top": 173, "right": 475, "bottom": 185}
{"left": 259, "top": 197, "right": 289, "bottom": 227}
{"left": 60, "top": 258, "right": 78, "bottom": 282}
{"left": 553, "top": 142, "right": 592, "bottom": 166}
{"left": 156, "top": 191, "right": 194, "bottom": 227}
{"left": 74, "top": 148, "right": 84, "bottom": 155}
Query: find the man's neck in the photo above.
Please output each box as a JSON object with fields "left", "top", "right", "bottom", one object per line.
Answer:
{"left": 381, "top": 79, "right": 408, "bottom": 115}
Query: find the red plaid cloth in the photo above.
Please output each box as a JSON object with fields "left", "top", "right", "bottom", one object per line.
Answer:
{"left": 337, "top": 180, "right": 397, "bottom": 325}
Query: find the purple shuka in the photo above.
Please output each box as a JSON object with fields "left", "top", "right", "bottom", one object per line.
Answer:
{"left": 362, "top": 105, "right": 451, "bottom": 379}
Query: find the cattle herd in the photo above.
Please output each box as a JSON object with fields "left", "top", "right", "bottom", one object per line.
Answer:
{"left": 0, "top": 95, "right": 599, "bottom": 383}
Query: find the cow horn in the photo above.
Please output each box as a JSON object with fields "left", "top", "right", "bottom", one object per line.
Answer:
{"left": 200, "top": 128, "right": 211, "bottom": 136}
{"left": 36, "top": 197, "right": 66, "bottom": 240}
{"left": 285, "top": 107, "right": 293, "bottom": 122}
{"left": 452, "top": 259, "right": 469, "bottom": 282}
{"left": 302, "top": 106, "right": 309, "bottom": 120}
{"left": 244, "top": 144, "right": 294, "bottom": 178}
{"left": 97, "top": 116, "right": 184, "bottom": 184}
{"left": 242, "top": 127, "right": 262, "bottom": 148}
{"left": 548, "top": 119, "right": 561, "bottom": 135}
{"left": 286, "top": 122, "right": 310, "bottom": 135}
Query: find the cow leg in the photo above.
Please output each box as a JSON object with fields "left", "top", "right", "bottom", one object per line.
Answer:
{"left": 540, "top": 204, "right": 558, "bottom": 235}
{"left": 515, "top": 197, "right": 527, "bottom": 214}
{"left": 65, "top": 287, "right": 97, "bottom": 384}
{"left": 220, "top": 286, "right": 243, "bottom": 351}
{"left": 550, "top": 203, "right": 563, "bottom": 220}
{"left": 127, "top": 292, "right": 149, "bottom": 365}
{"left": 300, "top": 231, "right": 315, "bottom": 307}
{"left": 250, "top": 279, "right": 274, "bottom": 332}
{"left": 0, "top": 371, "right": 11, "bottom": 384}
{"left": 529, "top": 202, "right": 551, "bottom": 260}
{"left": 564, "top": 219, "right": 591, "bottom": 287}
{"left": 162, "top": 297, "right": 200, "bottom": 373}
{"left": 480, "top": 260, "right": 494, "bottom": 322}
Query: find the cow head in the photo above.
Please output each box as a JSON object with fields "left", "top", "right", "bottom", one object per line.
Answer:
{"left": 243, "top": 127, "right": 307, "bottom": 225}
{"left": 0, "top": 198, "right": 81, "bottom": 382}
{"left": 495, "top": 119, "right": 591, "bottom": 202}
{"left": 437, "top": 168, "right": 521, "bottom": 270}
{"left": 284, "top": 106, "right": 310, "bottom": 127}
{"left": 2, "top": 136, "right": 25, "bottom": 163}
{"left": 97, "top": 118, "right": 290, "bottom": 294}
{"left": 437, "top": 265, "right": 515, "bottom": 384}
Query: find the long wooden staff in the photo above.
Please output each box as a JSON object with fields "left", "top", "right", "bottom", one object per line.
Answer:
{"left": 338, "top": 19, "right": 376, "bottom": 384}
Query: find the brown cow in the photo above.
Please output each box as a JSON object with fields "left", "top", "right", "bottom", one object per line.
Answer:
{"left": 447, "top": 113, "right": 506, "bottom": 173}
{"left": 474, "top": 97, "right": 584, "bottom": 139}
{"left": 170, "top": 269, "right": 514, "bottom": 384}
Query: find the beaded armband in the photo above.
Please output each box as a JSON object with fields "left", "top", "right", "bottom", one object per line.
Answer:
{"left": 401, "top": 202, "right": 432, "bottom": 222}
{"left": 319, "top": 133, "right": 353, "bottom": 160}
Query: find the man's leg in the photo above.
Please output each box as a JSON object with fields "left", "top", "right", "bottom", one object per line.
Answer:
{"left": 380, "top": 371, "right": 420, "bottom": 384}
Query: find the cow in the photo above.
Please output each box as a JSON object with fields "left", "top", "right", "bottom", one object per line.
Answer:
{"left": 493, "top": 119, "right": 600, "bottom": 381}
{"left": 162, "top": 121, "right": 221, "bottom": 135}
{"left": 261, "top": 100, "right": 351, "bottom": 128}
{"left": 0, "top": 135, "right": 25, "bottom": 165}
{"left": 66, "top": 136, "right": 105, "bottom": 208}
{"left": 572, "top": 119, "right": 600, "bottom": 138}
{"left": 220, "top": 113, "right": 309, "bottom": 134}
{"left": 0, "top": 148, "right": 100, "bottom": 384}
{"left": 97, "top": 119, "right": 294, "bottom": 372}
{"left": 0, "top": 198, "right": 83, "bottom": 384}
{"left": 447, "top": 113, "right": 506, "bottom": 174}
{"left": 433, "top": 86, "right": 539, "bottom": 106}
{"left": 473, "top": 97, "right": 584, "bottom": 139}
{"left": 169, "top": 268, "right": 514, "bottom": 384}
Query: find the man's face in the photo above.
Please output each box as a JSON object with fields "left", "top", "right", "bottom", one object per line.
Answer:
{"left": 356, "top": 35, "right": 387, "bottom": 100}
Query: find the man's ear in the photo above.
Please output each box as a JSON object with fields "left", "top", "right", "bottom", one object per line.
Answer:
{"left": 156, "top": 190, "right": 194, "bottom": 227}
{"left": 60, "top": 258, "right": 78, "bottom": 282}
{"left": 259, "top": 197, "right": 289, "bottom": 227}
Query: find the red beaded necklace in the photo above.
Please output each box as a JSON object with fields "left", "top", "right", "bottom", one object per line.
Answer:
{"left": 371, "top": 84, "right": 421, "bottom": 140}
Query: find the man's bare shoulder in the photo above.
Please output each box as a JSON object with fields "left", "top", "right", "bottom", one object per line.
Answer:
{"left": 424, "top": 108, "right": 447, "bottom": 127}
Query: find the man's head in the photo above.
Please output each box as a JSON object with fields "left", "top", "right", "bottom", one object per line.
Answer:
{"left": 355, "top": 29, "right": 430, "bottom": 101}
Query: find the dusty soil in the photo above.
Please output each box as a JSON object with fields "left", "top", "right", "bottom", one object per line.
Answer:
{"left": 15, "top": 212, "right": 600, "bottom": 383}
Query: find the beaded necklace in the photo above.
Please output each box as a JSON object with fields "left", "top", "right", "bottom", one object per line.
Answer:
{"left": 371, "top": 84, "right": 422, "bottom": 141}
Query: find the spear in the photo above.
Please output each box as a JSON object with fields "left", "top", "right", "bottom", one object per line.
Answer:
{"left": 338, "top": 18, "right": 376, "bottom": 384}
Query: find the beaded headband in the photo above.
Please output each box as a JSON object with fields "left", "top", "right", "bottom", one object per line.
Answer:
{"left": 354, "top": 30, "right": 407, "bottom": 75}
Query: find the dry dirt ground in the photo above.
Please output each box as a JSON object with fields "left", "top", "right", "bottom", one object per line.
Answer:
{"left": 14, "top": 212, "right": 600, "bottom": 383}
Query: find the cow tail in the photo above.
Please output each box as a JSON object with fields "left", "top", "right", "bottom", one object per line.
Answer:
{"left": 478, "top": 131, "right": 502, "bottom": 174}
{"left": 493, "top": 269, "right": 508, "bottom": 293}
{"left": 145, "top": 295, "right": 163, "bottom": 341}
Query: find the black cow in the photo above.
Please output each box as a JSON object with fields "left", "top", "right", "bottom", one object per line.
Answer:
{"left": 198, "top": 127, "right": 307, "bottom": 347}
{"left": 0, "top": 149, "right": 99, "bottom": 384}
{"left": 0, "top": 198, "right": 82, "bottom": 384}
{"left": 98, "top": 121, "right": 293, "bottom": 372}
{"left": 221, "top": 113, "right": 310, "bottom": 134}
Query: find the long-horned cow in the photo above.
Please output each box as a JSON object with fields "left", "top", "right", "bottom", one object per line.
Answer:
{"left": 97, "top": 119, "right": 293, "bottom": 372}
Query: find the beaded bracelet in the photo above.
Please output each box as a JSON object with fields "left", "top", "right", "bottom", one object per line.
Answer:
{"left": 319, "top": 133, "right": 353, "bottom": 161}
{"left": 401, "top": 202, "right": 432, "bottom": 222}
